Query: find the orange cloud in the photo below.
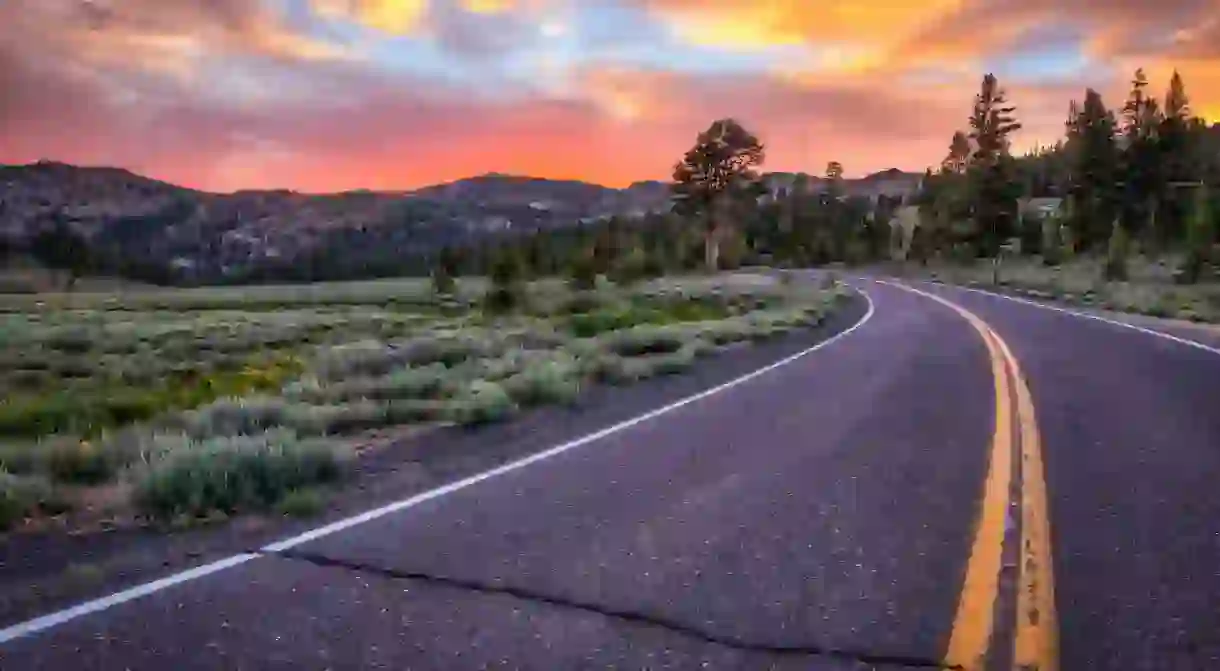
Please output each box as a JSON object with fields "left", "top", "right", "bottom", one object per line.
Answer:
{"left": 312, "top": 0, "right": 429, "bottom": 33}
{"left": 646, "top": 0, "right": 974, "bottom": 73}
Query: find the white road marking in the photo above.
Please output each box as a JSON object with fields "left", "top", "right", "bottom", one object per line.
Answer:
{"left": 907, "top": 280, "right": 1220, "bottom": 357}
{"left": 0, "top": 290, "right": 877, "bottom": 646}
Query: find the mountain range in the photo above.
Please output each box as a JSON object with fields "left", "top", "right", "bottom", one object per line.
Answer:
{"left": 0, "top": 162, "right": 922, "bottom": 284}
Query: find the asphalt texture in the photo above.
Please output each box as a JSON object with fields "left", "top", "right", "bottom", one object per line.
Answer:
{"left": 910, "top": 281, "right": 1220, "bottom": 671}
{"left": 4, "top": 278, "right": 1220, "bottom": 670}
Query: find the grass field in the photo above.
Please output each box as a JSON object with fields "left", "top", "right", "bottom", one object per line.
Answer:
{"left": 0, "top": 273, "right": 849, "bottom": 530}
{"left": 894, "top": 255, "right": 1220, "bottom": 323}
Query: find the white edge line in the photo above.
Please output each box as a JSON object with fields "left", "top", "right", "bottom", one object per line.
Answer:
{"left": 0, "top": 289, "right": 877, "bottom": 647}
{"left": 940, "top": 282, "right": 1220, "bottom": 357}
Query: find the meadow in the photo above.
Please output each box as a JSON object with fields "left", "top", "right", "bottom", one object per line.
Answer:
{"left": 0, "top": 274, "right": 849, "bottom": 530}
{"left": 898, "top": 255, "right": 1220, "bottom": 323}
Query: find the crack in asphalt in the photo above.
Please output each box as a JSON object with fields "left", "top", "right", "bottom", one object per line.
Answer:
{"left": 263, "top": 549, "right": 959, "bottom": 670}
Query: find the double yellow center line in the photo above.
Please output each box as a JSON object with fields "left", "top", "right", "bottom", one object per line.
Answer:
{"left": 878, "top": 281, "right": 1058, "bottom": 671}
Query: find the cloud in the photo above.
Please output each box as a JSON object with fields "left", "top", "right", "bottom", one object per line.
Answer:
{"left": 312, "top": 0, "right": 430, "bottom": 34}
{"left": 3, "top": 0, "right": 1220, "bottom": 194}
{"left": 4, "top": 0, "right": 358, "bottom": 71}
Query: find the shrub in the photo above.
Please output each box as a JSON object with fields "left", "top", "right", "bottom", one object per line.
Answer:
{"left": 484, "top": 252, "right": 525, "bottom": 313}
{"left": 561, "top": 291, "right": 606, "bottom": 315}
{"left": 568, "top": 254, "right": 598, "bottom": 291}
{"left": 502, "top": 356, "right": 581, "bottom": 406}
{"left": 133, "top": 430, "right": 347, "bottom": 519}
{"left": 448, "top": 380, "right": 517, "bottom": 425}
{"left": 593, "top": 354, "right": 646, "bottom": 385}
{"left": 594, "top": 345, "right": 696, "bottom": 383}
{"left": 45, "top": 328, "right": 94, "bottom": 354}
{"left": 384, "top": 399, "right": 449, "bottom": 424}
{"left": 376, "top": 363, "right": 452, "bottom": 399}
{"left": 431, "top": 265, "right": 456, "bottom": 297}
{"left": 182, "top": 397, "right": 389, "bottom": 438}
{"left": 275, "top": 488, "right": 328, "bottom": 518}
{"left": 648, "top": 344, "right": 697, "bottom": 376}
{"left": 601, "top": 325, "right": 689, "bottom": 357}
{"left": 0, "top": 472, "right": 61, "bottom": 531}
{"left": 567, "top": 306, "right": 663, "bottom": 337}
{"left": 45, "top": 440, "right": 120, "bottom": 484}
{"left": 297, "top": 363, "right": 454, "bottom": 403}
{"left": 183, "top": 397, "right": 300, "bottom": 437}
{"left": 312, "top": 340, "right": 400, "bottom": 380}
{"left": 609, "top": 248, "right": 650, "bottom": 286}
{"left": 697, "top": 318, "right": 753, "bottom": 345}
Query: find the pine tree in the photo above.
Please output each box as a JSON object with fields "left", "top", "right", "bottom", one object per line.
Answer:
{"left": 431, "top": 246, "right": 459, "bottom": 295}
{"left": 1066, "top": 88, "right": 1120, "bottom": 252}
{"left": 671, "top": 119, "right": 765, "bottom": 271}
{"left": 966, "top": 73, "right": 1023, "bottom": 257}
{"left": 1119, "top": 68, "right": 1164, "bottom": 244}
{"left": 484, "top": 249, "right": 525, "bottom": 312}
{"left": 1104, "top": 219, "right": 1130, "bottom": 281}
{"left": 942, "top": 131, "right": 972, "bottom": 175}
{"left": 1157, "top": 70, "right": 1202, "bottom": 244}
{"left": 1181, "top": 185, "right": 1215, "bottom": 284}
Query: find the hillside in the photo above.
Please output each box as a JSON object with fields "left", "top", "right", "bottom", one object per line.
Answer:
{"left": 0, "top": 162, "right": 920, "bottom": 285}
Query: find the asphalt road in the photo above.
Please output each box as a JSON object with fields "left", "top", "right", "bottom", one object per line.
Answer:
{"left": 3, "top": 278, "right": 1220, "bottom": 670}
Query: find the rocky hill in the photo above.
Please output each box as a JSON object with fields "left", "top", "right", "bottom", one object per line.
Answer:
{"left": 0, "top": 162, "right": 920, "bottom": 285}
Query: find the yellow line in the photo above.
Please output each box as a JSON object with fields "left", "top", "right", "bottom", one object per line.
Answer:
{"left": 876, "top": 280, "right": 1013, "bottom": 670}
{"left": 877, "top": 279, "right": 1059, "bottom": 671}
{"left": 995, "top": 337, "right": 1059, "bottom": 671}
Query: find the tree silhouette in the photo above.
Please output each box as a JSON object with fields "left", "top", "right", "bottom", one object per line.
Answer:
{"left": 671, "top": 118, "right": 765, "bottom": 270}
{"left": 1066, "top": 88, "right": 1119, "bottom": 251}
{"left": 29, "top": 220, "right": 91, "bottom": 290}
{"left": 967, "top": 73, "right": 1022, "bottom": 257}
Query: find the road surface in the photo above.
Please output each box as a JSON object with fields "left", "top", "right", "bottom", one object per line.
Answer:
{"left": 3, "top": 278, "right": 1220, "bottom": 670}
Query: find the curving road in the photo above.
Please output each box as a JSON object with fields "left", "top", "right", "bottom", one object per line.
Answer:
{"left": 2, "top": 278, "right": 1220, "bottom": 670}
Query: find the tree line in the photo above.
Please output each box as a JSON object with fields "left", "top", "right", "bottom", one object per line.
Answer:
{"left": 915, "top": 69, "right": 1220, "bottom": 282}
{"left": 12, "top": 67, "right": 1219, "bottom": 290}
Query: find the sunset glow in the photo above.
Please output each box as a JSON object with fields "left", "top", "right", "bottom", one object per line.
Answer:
{"left": 2, "top": 0, "right": 1219, "bottom": 193}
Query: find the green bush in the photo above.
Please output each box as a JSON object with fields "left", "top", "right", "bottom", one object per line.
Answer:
{"left": 502, "top": 356, "right": 581, "bottom": 406}
{"left": 183, "top": 397, "right": 302, "bottom": 437}
{"left": 697, "top": 318, "right": 753, "bottom": 345}
{"left": 295, "top": 363, "right": 454, "bottom": 403}
{"left": 484, "top": 253, "right": 525, "bottom": 313}
{"left": 133, "top": 430, "right": 347, "bottom": 519}
{"left": 593, "top": 345, "right": 696, "bottom": 383}
{"left": 560, "top": 291, "right": 606, "bottom": 315}
{"left": 567, "top": 306, "right": 664, "bottom": 337}
{"left": 593, "top": 354, "right": 646, "bottom": 385}
{"left": 275, "top": 488, "right": 328, "bottom": 518}
{"left": 376, "top": 364, "right": 452, "bottom": 399}
{"left": 448, "top": 380, "right": 517, "bottom": 425}
{"left": 183, "top": 397, "right": 393, "bottom": 438}
{"left": 601, "top": 326, "right": 689, "bottom": 357}
{"left": 609, "top": 248, "right": 650, "bottom": 286}
{"left": 567, "top": 254, "right": 599, "bottom": 291}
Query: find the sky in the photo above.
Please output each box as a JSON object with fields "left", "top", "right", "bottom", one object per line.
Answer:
{"left": 1, "top": 0, "right": 1219, "bottom": 193}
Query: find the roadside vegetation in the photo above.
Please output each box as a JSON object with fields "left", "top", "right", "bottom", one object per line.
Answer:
{"left": 0, "top": 274, "right": 850, "bottom": 531}
{"left": 891, "top": 68, "right": 1220, "bottom": 322}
